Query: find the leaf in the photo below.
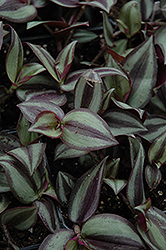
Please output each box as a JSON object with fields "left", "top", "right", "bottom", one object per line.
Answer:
{"left": 128, "top": 136, "right": 142, "bottom": 168}
{"left": 17, "top": 114, "right": 40, "bottom": 146}
{"left": 104, "top": 158, "right": 120, "bottom": 179}
{"left": 61, "top": 108, "right": 118, "bottom": 151}
{"left": 68, "top": 157, "right": 107, "bottom": 224}
{"left": 49, "top": 0, "right": 79, "bottom": 8}
{"left": 6, "top": 26, "right": 23, "bottom": 85}
{"left": 28, "top": 111, "right": 64, "bottom": 138}
{"left": 17, "top": 99, "right": 65, "bottom": 123}
{"left": 79, "top": 0, "right": 117, "bottom": 13}
{"left": 155, "top": 25, "right": 166, "bottom": 64}
{"left": 55, "top": 41, "right": 77, "bottom": 82}
{"left": 7, "top": 143, "right": 46, "bottom": 176}
{"left": 103, "top": 109, "right": 147, "bottom": 137}
{"left": 1, "top": 206, "right": 38, "bottom": 230}
{"left": 0, "top": 155, "right": 40, "bottom": 203}
{"left": 0, "top": 0, "right": 37, "bottom": 23}
{"left": 139, "top": 114, "right": 166, "bottom": 142}
{"left": 104, "top": 178, "right": 127, "bottom": 195}
{"left": 61, "top": 69, "right": 86, "bottom": 92}
{"left": 16, "top": 63, "right": 46, "bottom": 87}
{"left": 54, "top": 143, "right": 88, "bottom": 160}
{"left": 148, "top": 131, "right": 166, "bottom": 168}
{"left": 38, "top": 229, "right": 75, "bottom": 250}
{"left": 136, "top": 0, "right": 154, "bottom": 21}
{"left": 73, "top": 29, "right": 98, "bottom": 43}
{"left": 147, "top": 206, "right": 166, "bottom": 232}
{"left": 0, "top": 194, "right": 9, "bottom": 213}
{"left": 81, "top": 214, "right": 145, "bottom": 249}
{"left": 145, "top": 164, "right": 162, "bottom": 190}
{"left": 102, "top": 11, "right": 113, "bottom": 47}
{"left": 100, "top": 88, "right": 115, "bottom": 114}
{"left": 134, "top": 198, "right": 152, "bottom": 216}
{"left": 74, "top": 69, "right": 104, "bottom": 113}
{"left": 123, "top": 36, "right": 157, "bottom": 108}
{"left": 0, "top": 171, "right": 10, "bottom": 192}
{"left": 0, "top": 133, "right": 20, "bottom": 155}
{"left": 26, "top": 42, "right": 59, "bottom": 82}
{"left": 0, "top": 21, "right": 3, "bottom": 50}
{"left": 34, "top": 197, "right": 60, "bottom": 233}
{"left": 56, "top": 171, "right": 76, "bottom": 206}
{"left": 127, "top": 139, "right": 146, "bottom": 208}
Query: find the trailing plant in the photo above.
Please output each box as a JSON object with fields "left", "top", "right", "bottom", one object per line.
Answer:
{"left": 0, "top": 0, "right": 166, "bottom": 249}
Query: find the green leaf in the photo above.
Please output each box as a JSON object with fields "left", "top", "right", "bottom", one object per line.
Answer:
{"left": 73, "top": 29, "right": 98, "bottom": 43}
{"left": 127, "top": 139, "right": 146, "bottom": 208}
{"left": 35, "top": 197, "right": 60, "bottom": 233}
{"left": 54, "top": 143, "right": 88, "bottom": 160}
{"left": 104, "top": 178, "right": 127, "bottom": 195}
{"left": 79, "top": 0, "right": 117, "bottom": 13}
{"left": 74, "top": 69, "right": 104, "bottom": 113}
{"left": 55, "top": 41, "right": 77, "bottom": 82}
{"left": 117, "top": 1, "right": 141, "bottom": 38}
{"left": 26, "top": 42, "right": 59, "bottom": 82}
{"left": 0, "top": 171, "right": 10, "bottom": 192}
{"left": 38, "top": 229, "right": 75, "bottom": 250}
{"left": 145, "top": 164, "right": 162, "bottom": 190}
{"left": 8, "top": 143, "right": 46, "bottom": 176}
{"left": 6, "top": 26, "right": 23, "bottom": 85}
{"left": 104, "top": 158, "right": 120, "bottom": 179}
{"left": 1, "top": 206, "right": 38, "bottom": 230}
{"left": 0, "top": 1, "right": 37, "bottom": 23}
{"left": 136, "top": 0, "right": 154, "bottom": 21}
{"left": 103, "top": 109, "right": 147, "bottom": 136}
{"left": 155, "top": 25, "right": 166, "bottom": 64}
{"left": 17, "top": 114, "right": 40, "bottom": 146}
{"left": 148, "top": 131, "right": 166, "bottom": 168}
{"left": 68, "top": 157, "right": 107, "bottom": 224}
{"left": 102, "top": 11, "right": 113, "bottom": 47}
{"left": 81, "top": 214, "right": 145, "bottom": 249}
{"left": 0, "top": 194, "right": 9, "bottom": 213}
{"left": 28, "top": 111, "right": 64, "bottom": 139}
{"left": 0, "top": 133, "right": 20, "bottom": 156}
{"left": 61, "top": 108, "right": 118, "bottom": 151}
{"left": 0, "top": 155, "right": 40, "bottom": 203}
{"left": 123, "top": 36, "right": 157, "bottom": 108}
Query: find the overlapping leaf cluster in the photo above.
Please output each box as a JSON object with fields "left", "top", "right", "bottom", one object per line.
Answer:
{"left": 0, "top": 0, "right": 166, "bottom": 249}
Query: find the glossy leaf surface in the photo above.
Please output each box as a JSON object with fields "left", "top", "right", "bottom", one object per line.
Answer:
{"left": 68, "top": 157, "right": 107, "bottom": 223}
{"left": 62, "top": 108, "right": 118, "bottom": 151}
{"left": 81, "top": 214, "right": 145, "bottom": 249}
{"left": 1, "top": 206, "right": 38, "bottom": 230}
{"left": 123, "top": 36, "right": 157, "bottom": 108}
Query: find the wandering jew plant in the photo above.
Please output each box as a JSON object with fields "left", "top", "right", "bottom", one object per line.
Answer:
{"left": 0, "top": 0, "right": 166, "bottom": 249}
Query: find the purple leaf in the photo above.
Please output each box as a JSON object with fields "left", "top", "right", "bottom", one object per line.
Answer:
{"left": 68, "top": 157, "right": 107, "bottom": 224}
{"left": 61, "top": 69, "right": 86, "bottom": 92}
{"left": 79, "top": 0, "right": 117, "bottom": 13}
{"left": 49, "top": 0, "right": 79, "bottom": 8}
{"left": 145, "top": 164, "right": 162, "bottom": 190}
{"left": 61, "top": 108, "right": 118, "bottom": 151}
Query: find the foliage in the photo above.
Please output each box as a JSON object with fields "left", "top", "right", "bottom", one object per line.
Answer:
{"left": 0, "top": 0, "right": 166, "bottom": 249}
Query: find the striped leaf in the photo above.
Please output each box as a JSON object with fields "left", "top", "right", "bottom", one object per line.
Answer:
{"left": 56, "top": 171, "right": 76, "bottom": 206}
{"left": 136, "top": 0, "right": 154, "bottom": 21}
{"left": 61, "top": 69, "right": 86, "bottom": 92}
{"left": 55, "top": 41, "right": 77, "bottom": 81}
{"left": 139, "top": 115, "right": 166, "bottom": 142}
{"left": 7, "top": 143, "right": 46, "bottom": 176}
{"left": 6, "top": 26, "right": 23, "bottom": 85}
{"left": 38, "top": 229, "right": 75, "bottom": 250}
{"left": 102, "top": 11, "right": 113, "bottom": 47}
{"left": 155, "top": 25, "right": 166, "bottom": 64}
{"left": 1, "top": 206, "right": 38, "bottom": 230}
{"left": 104, "top": 178, "right": 127, "bottom": 195}
{"left": 0, "top": 155, "right": 40, "bottom": 203}
{"left": 79, "top": 0, "right": 117, "bottom": 13}
{"left": 0, "top": 1, "right": 37, "bottom": 23}
{"left": 26, "top": 42, "right": 59, "bottom": 82}
{"left": 145, "top": 164, "right": 162, "bottom": 190}
{"left": 0, "top": 21, "right": 3, "bottom": 50}
{"left": 81, "top": 214, "right": 145, "bottom": 249}
{"left": 68, "top": 157, "right": 107, "bottom": 224}
{"left": 0, "top": 171, "right": 11, "bottom": 192}
{"left": 61, "top": 108, "right": 118, "bottom": 151}
{"left": 103, "top": 109, "right": 147, "bottom": 137}
{"left": 28, "top": 111, "right": 64, "bottom": 139}
{"left": 49, "top": 0, "right": 79, "bottom": 8}
{"left": 17, "top": 100, "right": 64, "bottom": 123}
{"left": 74, "top": 69, "right": 104, "bottom": 113}
{"left": 127, "top": 139, "right": 146, "bottom": 208}
{"left": 34, "top": 197, "right": 60, "bottom": 233}
{"left": 54, "top": 142, "right": 87, "bottom": 160}
{"left": 148, "top": 131, "right": 166, "bottom": 169}
{"left": 122, "top": 36, "right": 157, "bottom": 108}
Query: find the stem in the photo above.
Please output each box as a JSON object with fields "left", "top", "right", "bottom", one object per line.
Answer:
{"left": 37, "top": 15, "right": 55, "bottom": 37}
{"left": 74, "top": 224, "right": 81, "bottom": 236}
{"left": 90, "top": 45, "right": 107, "bottom": 65}
{"left": 118, "top": 192, "right": 137, "bottom": 219}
